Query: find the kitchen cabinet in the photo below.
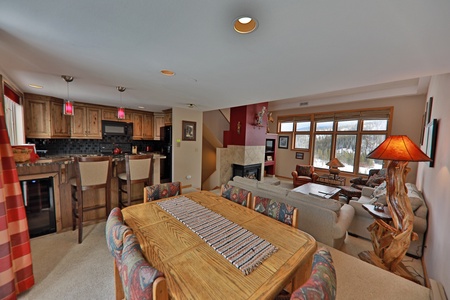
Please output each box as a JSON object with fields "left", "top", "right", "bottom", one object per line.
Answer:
{"left": 71, "top": 104, "right": 102, "bottom": 139}
{"left": 132, "top": 112, "right": 143, "bottom": 139}
{"left": 102, "top": 108, "right": 132, "bottom": 122}
{"left": 142, "top": 113, "right": 154, "bottom": 139}
{"left": 50, "top": 101, "right": 71, "bottom": 138}
{"left": 24, "top": 94, "right": 70, "bottom": 138}
{"left": 163, "top": 109, "right": 172, "bottom": 125}
{"left": 153, "top": 113, "right": 165, "bottom": 140}
{"left": 132, "top": 112, "right": 154, "bottom": 140}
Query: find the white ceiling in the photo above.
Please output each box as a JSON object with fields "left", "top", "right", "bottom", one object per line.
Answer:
{"left": 1, "top": 1, "right": 449, "bottom": 112}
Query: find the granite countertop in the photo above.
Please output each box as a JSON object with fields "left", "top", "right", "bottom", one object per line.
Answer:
{"left": 15, "top": 152, "right": 166, "bottom": 167}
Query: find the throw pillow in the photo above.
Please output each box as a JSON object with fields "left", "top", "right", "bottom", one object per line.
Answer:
{"left": 371, "top": 181, "right": 387, "bottom": 204}
{"left": 366, "top": 173, "right": 385, "bottom": 187}
{"left": 296, "top": 165, "right": 312, "bottom": 177}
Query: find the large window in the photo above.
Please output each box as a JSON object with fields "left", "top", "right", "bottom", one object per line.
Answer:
{"left": 279, "top": 118, "right": 311, "bottom": 150}
{"left": 278, "top": 108, "right": 391, "bottom": 175}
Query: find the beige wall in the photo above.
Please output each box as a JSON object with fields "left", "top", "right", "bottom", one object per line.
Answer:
{"left": 417, "top": 73, "right": 450, "bottom": 293}
{"left": 268, "top": 95, "right": 426, "bottom": 183}
{"left": 172, "top": 107, "right": 203, "bottom": 189}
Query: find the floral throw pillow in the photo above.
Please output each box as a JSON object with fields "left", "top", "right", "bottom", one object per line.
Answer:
{"left": 371, "top": 181, "right": 387, "bottom": 204}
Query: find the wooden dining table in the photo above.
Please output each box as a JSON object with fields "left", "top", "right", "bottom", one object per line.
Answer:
{"left": 122, "top": 191, "right": 317, "bottom": 300}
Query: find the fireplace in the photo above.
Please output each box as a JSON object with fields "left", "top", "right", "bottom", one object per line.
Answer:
{"left": 232, "top": 163, "right": 261, "bottom": 181}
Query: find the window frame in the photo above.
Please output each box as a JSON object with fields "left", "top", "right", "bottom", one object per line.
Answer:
{"left": 277, "top": 108, "right": 392, "bottom": 176}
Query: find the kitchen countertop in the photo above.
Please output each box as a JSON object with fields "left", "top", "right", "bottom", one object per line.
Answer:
{"left": 15, "top": 152, "right": 166, "bottom": 167}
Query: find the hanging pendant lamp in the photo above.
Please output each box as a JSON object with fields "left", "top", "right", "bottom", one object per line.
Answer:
{"left": 61, "top": 75, "right": 74, "bottom": 116}
{"left": 117, "top": 86, "right": 126, "bottom": 120}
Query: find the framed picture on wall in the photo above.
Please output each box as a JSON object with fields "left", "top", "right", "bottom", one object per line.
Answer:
{"left": 425, "top": 119, "right": 437, "bottom": 167}
{"left": 182, "top": 120, "right": 196, "bottom": 141}
{"left": 278, "top": 136, "right": 289, "bottom": 149}
{"left": 295, "top": 152, "right": 304, "bottom": 159}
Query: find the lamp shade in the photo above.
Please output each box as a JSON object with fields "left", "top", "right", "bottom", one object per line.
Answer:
{"left": 326, "top": 158, "right": 344, "bottom": 168}
{"left": 367, "top": 135, "right": 431, "bottom": 162}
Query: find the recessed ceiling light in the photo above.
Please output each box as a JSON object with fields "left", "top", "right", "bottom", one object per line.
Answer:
{"left": 161, "top": 69, "right": 175, "bottom": 76}
{"left": 29, "top": 84, "right": 43, "bottom": 89}
{"left": 234, "top": 16, "right": 258, "bottom": 34}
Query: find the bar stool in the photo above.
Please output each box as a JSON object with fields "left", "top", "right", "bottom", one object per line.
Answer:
{"left": 118, "top": 154, "right": 154, "bottom": 208}
{"left": 71, "top": 156, "right": 112, "bottom": 244}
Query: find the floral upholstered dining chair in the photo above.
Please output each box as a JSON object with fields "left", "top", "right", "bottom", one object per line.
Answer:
{"left": 144, "top": 181, "right": 182, "bottom": 202}
{"left": 120, "top": 234, "right": 168, "bottom": 300}
{"left": 252, "top": 196, "right": 298, "bottom": 228}
{"left": 106, "top": 207, "right": 168, "bottom": 300}
{"left": 278, "top": 247, "right": 336, "bottom": 300}
{"left": 220, "top": 184, "right": 252, "bottom": 208}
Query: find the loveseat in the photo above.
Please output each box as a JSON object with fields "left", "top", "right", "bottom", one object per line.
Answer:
{"left": 348, "top": 182, "right": 428, "bottom": 257}
{"left": 227, "top": 176, "right": 355, "bottom": 249}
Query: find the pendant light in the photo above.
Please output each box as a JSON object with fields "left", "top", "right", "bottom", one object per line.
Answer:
{"left": 61, "top": 75, "right": 74, "bottom": 116}
{"left": 117, "top": 86, "right": 126, "bottom": 120}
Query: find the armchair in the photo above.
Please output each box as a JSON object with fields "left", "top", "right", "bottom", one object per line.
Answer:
{"left": 291, "top": 165, "right": 319, "bottom": 188}
{"left": 350, "top": 168, "right": 386, "bottom": 190}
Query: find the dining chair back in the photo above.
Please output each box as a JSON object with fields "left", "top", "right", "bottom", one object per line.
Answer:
{"left": 120, "top": 233, "right": 168, "bottom": 300}
{"left": 106, "top": 208, "right": 168, "bottom": 300}
{"left": 220, "top": 183, "right": 252, "bottom": 208}
{"left": 290, "top": 247, "right": 336, "bottom": 300}
{"left": 71, "top": 156, "right": 112, "bottom": 243}
{"left": 144, "top": 182, "right": 182, "bottom": 202}
{"left": 118, "top": 154, "right": 154, "bottom": 207}
{"left": 252, "top": 196, "right": 298, "bottom": 228}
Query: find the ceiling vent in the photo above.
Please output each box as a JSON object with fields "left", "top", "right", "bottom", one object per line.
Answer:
{"left": 299, "top": 102, "right": 309, "bottom": 107}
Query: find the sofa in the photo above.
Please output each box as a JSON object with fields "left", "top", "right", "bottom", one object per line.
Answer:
{"left": 348, "top": 181, "right": 428, "bottom": 257}
{"left": 227, "top": 176, "right": 355, "bottom": 249}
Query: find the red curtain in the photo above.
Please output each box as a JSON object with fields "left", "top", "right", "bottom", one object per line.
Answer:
{"left": 0, "top": 102, "right": 34, "bottom": 299}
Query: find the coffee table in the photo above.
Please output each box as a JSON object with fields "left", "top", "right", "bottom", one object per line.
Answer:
{"left": 292, "top": 183, "right": 341, "bottom": 200}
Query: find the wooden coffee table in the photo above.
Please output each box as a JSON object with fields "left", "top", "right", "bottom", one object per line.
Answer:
{"left": 292, "top": 183, "right": 341, "bottom": 200}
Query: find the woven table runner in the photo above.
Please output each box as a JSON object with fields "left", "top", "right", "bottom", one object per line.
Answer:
{"left": 157, "top": 196, "right": 278, "bottom": 275}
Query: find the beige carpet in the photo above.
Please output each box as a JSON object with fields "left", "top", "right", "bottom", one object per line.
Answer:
{"left": 18, "top": 223, "right": 114, "bottom": 300}
{"left": 17, "top": 222, "right": 430, "bottom": 300}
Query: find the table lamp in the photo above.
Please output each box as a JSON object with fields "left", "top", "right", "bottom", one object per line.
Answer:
{"left": 365, "top": 135, "right": 430, "bottom": 275}
{"left": 326, "top": 158, "right": 344, "bottom": 179}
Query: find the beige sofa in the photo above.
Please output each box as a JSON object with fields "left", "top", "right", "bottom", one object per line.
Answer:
{"left": 348, "top": 182, "right": 428, "bottom": 257}
{"left": 227, "top": 176, "right": 355, "bottom": 249}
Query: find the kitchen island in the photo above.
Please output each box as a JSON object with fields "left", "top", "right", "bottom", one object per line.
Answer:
{"left": 16, "top": 153, "right": 165, "bottom": 233}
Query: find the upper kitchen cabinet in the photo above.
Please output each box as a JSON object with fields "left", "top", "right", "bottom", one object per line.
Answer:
{"left": 142, "top": 113, "right": 154, "bottom": 140}
{"left": 102, "top": 108, "right": 132, "bottom": 122}
{"left": 71, "top": 104, "right": 102, "bottom": 139}
{"left": 24, "top": 93, "right": 70, "bottom": 138}
{"left": 132, "top": 112, "right": 143, "bottom": 139}
{"left": 132, "top": 111, "right": 154, "bottom": 140}
{"left": 50, "top": 101, "right": 71, "bottom": 138}
{"left": 153, "top": 113, "right": 165, "bottom": 140}
{"left": 163, "top": 109, "right": 172, "bottom": 125}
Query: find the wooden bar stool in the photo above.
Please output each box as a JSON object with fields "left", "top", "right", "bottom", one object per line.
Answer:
{"left": 70, "top": 156, "right": 112, "bottom": 243}
{"left": 118, "top": 154, "right": 154, "bottom": 208}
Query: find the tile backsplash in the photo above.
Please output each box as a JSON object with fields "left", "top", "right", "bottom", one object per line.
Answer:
{"left": 27, "top": 136, "right": 163, "bottom": 156}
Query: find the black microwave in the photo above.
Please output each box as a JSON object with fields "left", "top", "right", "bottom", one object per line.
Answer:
{"left": 102, "top": 120, "right": 133, "bottom": 137}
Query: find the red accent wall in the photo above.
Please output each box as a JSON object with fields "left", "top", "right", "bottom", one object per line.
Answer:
{"left": 229, "top": 102, "right": 268, "bottom": 146}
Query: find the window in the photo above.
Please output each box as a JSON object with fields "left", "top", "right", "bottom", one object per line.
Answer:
{"left": 278, "top": 108, "right": 391, "bottom": 175}
{"left": 3, "top": 84, "right": 25, "bottom": 145}
{"left": 294, "top": 121, "right": 311, "bottom": 149}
